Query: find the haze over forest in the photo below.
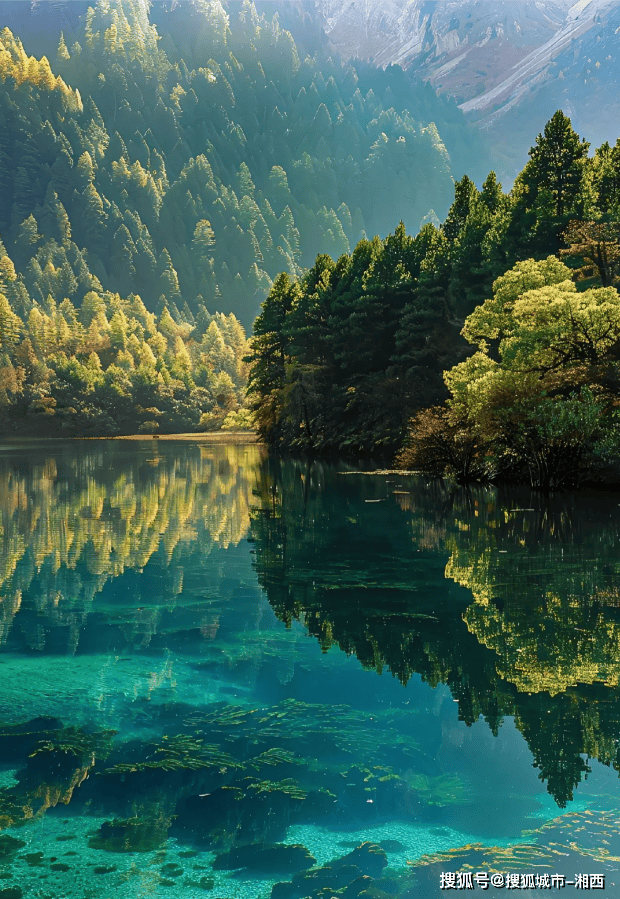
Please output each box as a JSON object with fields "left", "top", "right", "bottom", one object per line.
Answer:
{"left": 0, "top": 0, "right": 487, "bottom": 329}
{"left": 303, "top": 0, "right": 620, "bottom": 177}
{"left": 3, "top": 8, "right": 620, "bottom": 898}
{"left": 0, "top": 0, "right": 486, "bottom": 435}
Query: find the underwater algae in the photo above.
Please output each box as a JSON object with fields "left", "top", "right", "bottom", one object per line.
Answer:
{"left": 0, "top": 690, "right": 480, "bottom": 897}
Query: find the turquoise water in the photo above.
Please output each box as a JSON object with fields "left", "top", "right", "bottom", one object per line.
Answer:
{"left": 0, "top": 441, "right": 619, "bottom": 898}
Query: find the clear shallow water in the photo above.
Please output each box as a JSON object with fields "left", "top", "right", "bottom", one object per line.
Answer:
{"left": 0, "top": 441, "right": 619, "bottom": 898}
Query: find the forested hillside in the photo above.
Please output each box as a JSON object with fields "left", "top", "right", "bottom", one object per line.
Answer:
{"left": 0, "top": 0, "right": 484, "bottom": 435}
{"left": 247, "top": 111, "right": 620, "bottom": 487}
{"left": 0, "top": 0, "right": 480, "bottom": 326}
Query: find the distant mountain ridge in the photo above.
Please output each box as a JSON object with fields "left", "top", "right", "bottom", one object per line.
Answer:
{"left": 457, "top": 0, "right": 616, "bottom": 116}
{"left": 287, "top": 0, "right": 620, "bottom": 178}
{"left": 307, "top": 0, "right": 570, "bottom": 75}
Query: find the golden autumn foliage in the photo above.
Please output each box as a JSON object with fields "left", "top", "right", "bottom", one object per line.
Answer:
{"left": 0, "top": 27, "right": 81, "bottom": 106}
{"left": 0, "top": 263, "right": 252, "bottom": 435}
{"left": 0, "top": 443, "right": 265, "bottom": 649}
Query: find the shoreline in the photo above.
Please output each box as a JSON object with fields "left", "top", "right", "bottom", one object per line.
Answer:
{"left": 1, "top": 431, "right": 263, "bottom": 444}
{"left": 83, "top": 430, "right": 262, "bottom": 443}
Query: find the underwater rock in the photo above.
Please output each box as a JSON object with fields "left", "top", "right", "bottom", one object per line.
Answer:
{"left": 297, "top": 788, "right": 336, "bottom": 822}
{"left": 0, "top": 837, "right": 25, "bottom": 859}
{"left": 271, "top": 842, "right": 387, "bottom": 899}
{"left": 213, "top": 842, "right": 316, "bottom": 874}
{"left": 0, "top": 889, "right": 23, "bottom": 899}
{"left": 183, "top": 876, "right": 215, "bottom": 891}
{"left": 271, "top": 864, "right": 362, "bottom": 899}
{"left": 160, "top": 863, "right": 184, "bottom": 878}
{"left": 174, "top": 784, "right": 330, "bottom": 847}
{"left": 89, "top": 815, "right": 170, "bottom": 852}
{"left": 379, "top": 839, "right": 405, "bottom": 852}
{"left": 343, "top": 842, "right": 388, "bottom": 878}
{"left": 342, "top": 876, "right": 374, "bottom": 898}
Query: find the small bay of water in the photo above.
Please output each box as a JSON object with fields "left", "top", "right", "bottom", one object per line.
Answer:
{"left": 0, "top": 440, "right": 618, "bottom": 898}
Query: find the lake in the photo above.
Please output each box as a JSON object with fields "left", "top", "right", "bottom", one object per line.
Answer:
{"left": 0, "top": 439, "right": 618, "bottom": 898}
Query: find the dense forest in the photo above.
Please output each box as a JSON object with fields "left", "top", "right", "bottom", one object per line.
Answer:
{"left": 248, "top": 110, "right": 620, "bottom": 488}
{"left": 0, "top": 0, "right": 483, "bottom": 436}
{"left": 3, "top": 0, "right": 618, "bottom": 472}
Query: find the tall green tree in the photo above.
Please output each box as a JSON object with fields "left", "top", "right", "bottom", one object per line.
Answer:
{"left": 523, "top": 112, "right": 590, "bottom": 219}
{"left": 246, "top": 272, "right": 299, "bottom": 443}
{"left": 510, "top": 111, "right": 590, "bottom": 257}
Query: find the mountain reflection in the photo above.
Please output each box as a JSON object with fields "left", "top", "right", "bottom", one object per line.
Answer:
{"left": 250, "top": 458, "right": 620, "bottom": 807}
{"left": 0, "top": 440, "right": 266, "bottom": 653}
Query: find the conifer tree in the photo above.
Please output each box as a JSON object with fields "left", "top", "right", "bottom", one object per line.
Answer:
{"left": 0, "top": 294, "right": 22, "bottom": 352}
{"left": 524, "top": 111, "right": 590, "bottom": 220}
{"left": 81, "top": 184, "right": 107, "bottom": 253}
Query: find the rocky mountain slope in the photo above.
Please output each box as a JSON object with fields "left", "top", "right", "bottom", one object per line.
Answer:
{"left": 296, "top": 0, "right": 620, "bottom": 178}
{"left": 310, "top": 0, "right": 569, "bottom": 78}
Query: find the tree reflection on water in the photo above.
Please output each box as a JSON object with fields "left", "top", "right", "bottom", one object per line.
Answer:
{"left": 251, "top": 457, "right": 620, "bottom": 808}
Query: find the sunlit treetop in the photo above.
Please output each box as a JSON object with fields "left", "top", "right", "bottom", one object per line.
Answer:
{"left": 0, "top": 27, "right": 81, "bottom": 107}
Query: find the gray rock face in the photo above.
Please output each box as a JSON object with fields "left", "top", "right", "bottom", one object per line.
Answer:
{"left": 306, "top": 0, "right": 574, "bottom": 96}
{"left": 281, "top": 0, "right": 620, "bottom": 177}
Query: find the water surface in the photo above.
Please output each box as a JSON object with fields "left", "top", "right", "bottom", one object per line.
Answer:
{"left": 0, "top": 440, "right": 618, "bottom": 898}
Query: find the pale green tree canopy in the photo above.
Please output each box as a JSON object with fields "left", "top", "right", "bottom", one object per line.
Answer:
{"left": 446, "top": 256, "right": 620, "bottom": 433}
{"left": 461, "top": 256, "right": 572, "bottom": 351}
{"left": 503, "top": 282, "right": 620, "bottom": 373}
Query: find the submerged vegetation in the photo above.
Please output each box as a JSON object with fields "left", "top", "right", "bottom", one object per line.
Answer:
{"left": 1, "top": 429, "right": 620, "bottom": 822}
{"left": 0, "top": 0, "right": 619, "bottom": 893}
{"left": 0, "top": 442, "right": 618, "bottom": 893}
{"left": 5, "top": 441, "right": 619, "bottom": 813}
{"left": 0, "top": 695, "right": 459, "bottom": 886}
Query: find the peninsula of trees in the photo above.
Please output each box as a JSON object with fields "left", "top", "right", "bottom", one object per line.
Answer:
{"left": 247, "top": 111, "right": 620, "bottom": 489}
